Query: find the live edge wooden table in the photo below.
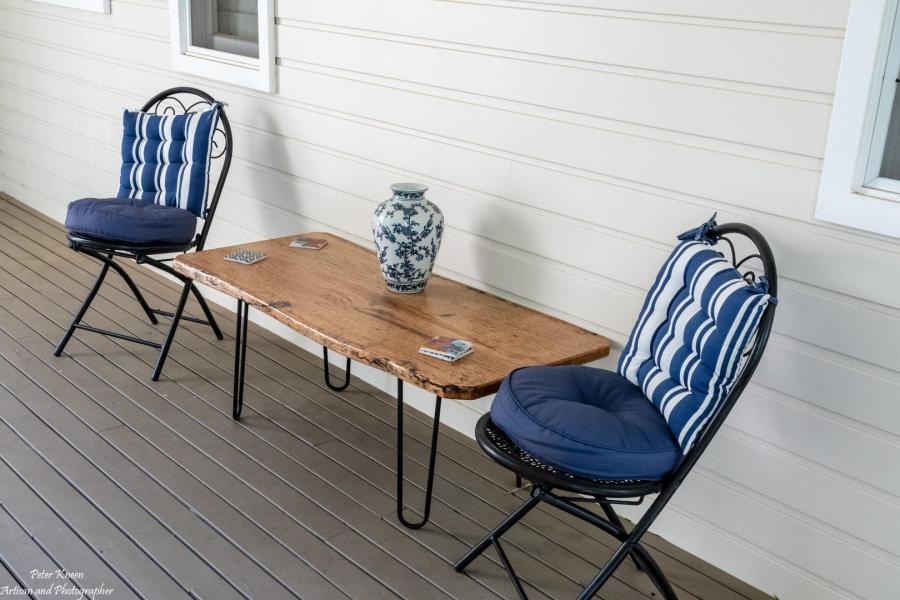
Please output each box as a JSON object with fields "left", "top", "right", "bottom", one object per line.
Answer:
{"left": 174, "top": 233, "right": 609, "bottom": 529}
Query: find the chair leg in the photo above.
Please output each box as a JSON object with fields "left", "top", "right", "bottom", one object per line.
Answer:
{"left": 142, "top": 256, "right": 222, "bottom": 340}
{"left": 454, "top": 492, "right": 541, "bottom": 572}
{"left": 54, "top": 261, "right": 111, "bottom": 357}
{"left": 151, "top": 282, "right": 192, "bottom": 381}
{"left": 577, "top": 535, "right": 649, "bottom": 600}
{"left": 189, "top": 283, "right": 223, "bottom": 340}
{"left": 535, "top": 490, "right": 679, "bottom": 600}
{"left": 575, "top": 517, "right": 678, "bottom": 600}
{"left": 598, "top": 502, "right": 645, "bottom": 572}
{"left": 96, "top": 251, "right": 158, "bottom": 325}
{"left": 493, "top": 534, "right": 529, "bottom": 600}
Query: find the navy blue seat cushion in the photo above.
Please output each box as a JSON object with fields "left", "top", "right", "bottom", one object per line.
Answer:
{"left": 490, "top": 366, "right": 681, "bottom": 480}
{"left": 65, "top": 197, "right": 197, "bottom": 246}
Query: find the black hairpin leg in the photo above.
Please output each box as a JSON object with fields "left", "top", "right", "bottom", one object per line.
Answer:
{"left": 396, "top": 379, "right": 442, "bottom": 529}
{"left": 323, "top": 347, "right": 351, "bottom": 391}
{"left": 232, "top": 299, "right": 249, "bottom": 420}
{"left": 54, "top": 260, "right": 111, "bottom": 356}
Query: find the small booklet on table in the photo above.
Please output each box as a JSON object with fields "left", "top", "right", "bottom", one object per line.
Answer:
{"left": 290, "top": 236, "right": 328, "bottom": 250}
{"left": 419, "top": 336, "right": 473, "bottom": 362}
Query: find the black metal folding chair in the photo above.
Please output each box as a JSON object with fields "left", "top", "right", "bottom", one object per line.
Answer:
{"left": 54, "top": 87, "right": 233, "bottom": 380}
{"left": 454, "top": 222, "right": 778, "bottom": 599}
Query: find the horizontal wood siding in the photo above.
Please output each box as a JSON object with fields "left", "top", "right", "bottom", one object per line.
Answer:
{"left": 1, "top": 0, "right": 897, "bottom": 598}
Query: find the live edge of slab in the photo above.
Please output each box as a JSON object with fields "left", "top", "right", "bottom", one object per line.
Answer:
{"left": 174, "top": 233, "right": 610, "bottom": 400}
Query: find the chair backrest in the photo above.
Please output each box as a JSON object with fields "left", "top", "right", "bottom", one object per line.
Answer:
{"left": 137, "top": 87, "right": 233, "bottom": 250}
{"left": 668, "top": 222, "right": 777, "bottom": 482}
{"left": 618, "top": 218, "right": 776, "bottom": 454}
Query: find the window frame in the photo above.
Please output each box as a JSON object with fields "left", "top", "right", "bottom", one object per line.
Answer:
{"left": 169, "top": 0, "right": 275, "bottom": 93}
{"left": 817, "top": 0, "right": 900, "bottom": 238}
{"left": 31, "top": 0, "right": 109, "bottom": 13}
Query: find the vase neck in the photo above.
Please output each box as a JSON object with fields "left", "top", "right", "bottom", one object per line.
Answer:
{"left": 392, "top": 192, "right": 426, "bottom": 202}
{"left": 390, "top": 182, "right": 428, "bottom": 201}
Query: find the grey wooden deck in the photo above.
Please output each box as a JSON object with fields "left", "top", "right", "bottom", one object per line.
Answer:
{"left": 0, "top": 193, "right": 772, "bottom": 600}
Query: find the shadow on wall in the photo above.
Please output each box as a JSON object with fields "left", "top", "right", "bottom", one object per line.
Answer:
{"left": 469, "top": 198, "right": 544, "bottom": 304}
{"left": 471, "top": 192, "right": 620, "bottom": 372}
{"left": 241, "top": 103, "right": 308, "bottom": 240}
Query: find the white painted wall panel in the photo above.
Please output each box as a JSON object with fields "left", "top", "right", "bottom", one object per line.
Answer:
{"left": 0, "top": 0, "right": 896, "bottom": 598}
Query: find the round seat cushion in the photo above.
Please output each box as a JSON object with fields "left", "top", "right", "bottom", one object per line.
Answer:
{"left": 65, "top": 197, "right": 198, "bottom": 246}
{"left": 490, "top": 366, "right": 681, "bottom": 480}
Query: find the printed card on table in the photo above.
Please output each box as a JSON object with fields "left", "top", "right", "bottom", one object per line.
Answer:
{"left": 419, "top": 336, "right": 474, "bottom": 362}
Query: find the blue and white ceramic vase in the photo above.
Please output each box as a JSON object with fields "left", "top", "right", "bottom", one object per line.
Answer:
{"left": 372, "top": 183, "right": 444, "bottom": 294}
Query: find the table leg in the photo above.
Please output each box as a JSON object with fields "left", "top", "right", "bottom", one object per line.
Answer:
{"left": 322, "top": 347, "right": 351, "bottom": 391}
{"left": 396, "top": 378, "right": 442, "bottom": 529}
{"left": 233, "top": 299, "right": 249, "bottom": 420}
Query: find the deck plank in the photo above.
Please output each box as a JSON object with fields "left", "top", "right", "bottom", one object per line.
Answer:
{"left": 0, "top": 210, "right": 643, "bottom": 600}
{"left": 0, "top": 280, "right": 397, "bottom": 599}
{"left": 0, "top": 197, "right": 761, "bottom": 600}
{"left": 0, "top": 460, "right": 138, "bottom": 599}
{"left": 0, "top": 243, "right": 499, "bottom": 599}
{"left": 0, "top": 193, "right": 772, "bottom": 600}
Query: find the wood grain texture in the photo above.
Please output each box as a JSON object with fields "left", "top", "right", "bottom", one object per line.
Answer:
{"left": 175, "top": 233, "right": 610, "bottom": 400}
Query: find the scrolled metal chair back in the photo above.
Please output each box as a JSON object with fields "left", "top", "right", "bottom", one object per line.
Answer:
{"left": 667, "top": 222, "right": 778, "bottom": 485}
{"left": 140, "top": 86, "right": 233, "bottom": 250}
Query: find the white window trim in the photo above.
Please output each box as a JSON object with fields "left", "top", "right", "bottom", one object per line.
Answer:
{"left": 817, "top": 0, "right": 900, "bottom": 238}
{"left": 31, "top": 0, "right": 109, "bottom": 13}
{"left": 169, "top": 0, "right": 275, "bottom": 93}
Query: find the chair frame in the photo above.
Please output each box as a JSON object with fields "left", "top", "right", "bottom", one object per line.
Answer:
{"left": 54, "top": 87, "right": 233, "bottom": 381}
{"left": 454, "top": 222, "right": 778, "bottom": 599}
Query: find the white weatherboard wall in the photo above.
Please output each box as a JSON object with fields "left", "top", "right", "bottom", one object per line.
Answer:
{"left": 1, "top": 0, "right": 898, "bottom": 598}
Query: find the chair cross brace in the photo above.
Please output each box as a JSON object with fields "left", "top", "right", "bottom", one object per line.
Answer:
{"left": 454, "top": 483, "right": 679, "bottom": 600}
{"left": 54, "top": 245, "right": 223, "bottom": 380}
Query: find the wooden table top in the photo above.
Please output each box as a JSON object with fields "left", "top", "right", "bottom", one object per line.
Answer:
{"left": 174, "top": 233, "right": 610, "bottom": 400}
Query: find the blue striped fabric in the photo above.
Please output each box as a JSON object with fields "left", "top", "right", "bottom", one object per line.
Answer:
{"left": 117, "top": 106, "right": 221, "bottom": 218}
{"left": 617, "top": 234, "right": 772, "bottom": 453}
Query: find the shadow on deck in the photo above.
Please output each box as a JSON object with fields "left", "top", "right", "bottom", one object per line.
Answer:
{"left": 0, "top": 193, "right": 771, "bottom": 599}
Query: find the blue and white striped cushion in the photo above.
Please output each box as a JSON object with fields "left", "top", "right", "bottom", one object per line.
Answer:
{"left": 117, "top": 106, "right": 221, "bottom": 218}
{"left": 618, "top": 234, "right": 772, "bottom": 453}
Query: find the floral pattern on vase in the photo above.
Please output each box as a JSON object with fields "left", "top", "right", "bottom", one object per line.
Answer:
{"left": 373, "top": 183, "right": 444, "bottom": 294}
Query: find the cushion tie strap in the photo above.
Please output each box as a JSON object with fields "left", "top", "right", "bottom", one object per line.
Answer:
{"left": 748, "top": 276, "right": 778, "bottom": 304}
{"left": 677, "top": 213, "right": 718, "bottom": 242}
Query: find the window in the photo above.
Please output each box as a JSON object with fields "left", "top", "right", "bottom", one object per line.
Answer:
{"left": 817, "top": 0, "right": 900, "bottom": 238}
{"left": 169, "top": 0, "right": 274, "bottom": 92}
{"left": 863, "top": 3, "right": 900, "bottom": 193}
{"left": 31, "top": 0, "right": 109, "bottom": 12}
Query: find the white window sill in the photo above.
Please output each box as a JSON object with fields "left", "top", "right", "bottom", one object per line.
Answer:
{"left": 815, "top": 188, "right": 900, "bottom": 238}
{"left": 31, "top": 0, "right": 109, "bottom": 12}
